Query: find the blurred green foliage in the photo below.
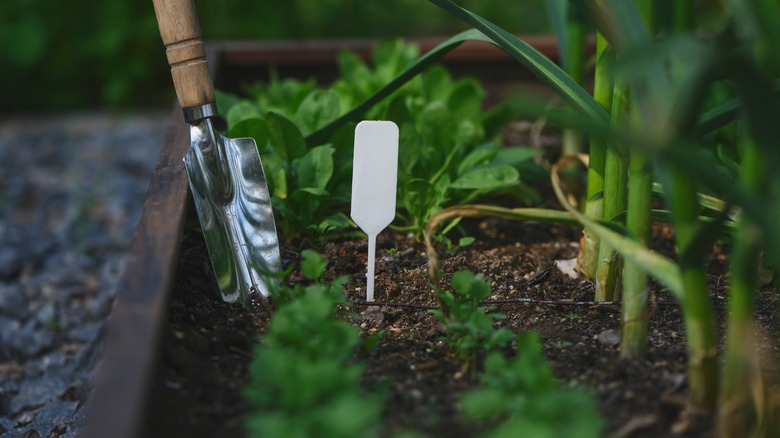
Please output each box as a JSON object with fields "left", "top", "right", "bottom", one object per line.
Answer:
{"left": 1, "top": 1, "right": 165, "bottom": 111}
{"left": 0, "top": 0, "right": 548, "bottom": 112}
{"left": 196, "top": 0, "right": 549, "bottom": 39}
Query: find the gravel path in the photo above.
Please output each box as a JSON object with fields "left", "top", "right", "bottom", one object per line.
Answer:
{"left": 0, "top": 111, "right": 169, "bottom": 437}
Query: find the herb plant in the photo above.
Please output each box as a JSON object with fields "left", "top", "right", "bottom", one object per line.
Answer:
{"left": 265, "top": 249, "right": 349, "bottom": 308}
{"left": 245, "top": 251, "right": 380, "bottom": 438}
{"left": 460, "top": 331, "right": 602, "bottom": 438}
{"left": 430, "top": 270, "right": 514, "bottom": 374}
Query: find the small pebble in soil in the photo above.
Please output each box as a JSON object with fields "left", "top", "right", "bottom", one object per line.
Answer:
{"left": 597, "top": 329, "right": 621, "bottom": 347}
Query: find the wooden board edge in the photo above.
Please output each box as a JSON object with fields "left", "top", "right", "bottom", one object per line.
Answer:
{"left": 84, "top": 106, "right": 190, "bottom": 438}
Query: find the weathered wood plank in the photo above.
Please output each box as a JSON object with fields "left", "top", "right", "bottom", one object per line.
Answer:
{"left": 84, "top": 106, "right": 190, "bottom": 438}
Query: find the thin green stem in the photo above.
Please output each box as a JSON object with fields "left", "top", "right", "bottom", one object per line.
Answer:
{"left": 594, "top": 80, "right": 628, "bottom": 302}
{"left": 673, "top": 0, "right": 694, "bottom": 34}
{"left": 620, "top": 0, "right": 654, "bottom": 359}
{"left": 719, "top": 141, "right": 765, "bottom": 435}
{"left": 580, "top": 33, "right": 612, "bottom": 279}
{"left": 666, "top": 167, "right": 718, "bottom": 409}
{"left": 620, "top": 149, "right": 652, "bottom": 357}
{"left": 562, "top": 7, "right": 585, "bottom": 156}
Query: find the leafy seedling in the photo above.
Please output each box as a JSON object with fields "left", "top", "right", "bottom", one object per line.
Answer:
{"left": 350, "top": 121, "right": 399, "bottom": 301}
{"left": 431, "top": 270, "right": 514, "bottom": 374}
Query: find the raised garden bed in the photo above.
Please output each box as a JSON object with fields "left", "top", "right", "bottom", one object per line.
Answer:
{"left": 85, "top": 35, "right": 778, "bottom": 438}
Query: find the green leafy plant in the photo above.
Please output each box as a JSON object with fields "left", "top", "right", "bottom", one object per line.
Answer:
{"left": 460, "top": 331, "right": 603, "bottom": 438}
{"left": 265, "top": 249, "right": 349, "bottom": 307}
{"left": 245, "top": 251, "right": 380, "bottom": 438}
{"left": 430, "top": 270, "right": 515, "bottom": 374}
{"left": 424, "top": 0, "right": 780, "bottom": 432}
{"left": 218, "top": 39, "right": 544, "bottom": 242}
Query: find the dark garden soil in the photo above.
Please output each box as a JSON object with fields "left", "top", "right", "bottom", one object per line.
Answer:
{"left": 141, "top": 212, "right": 779, "bottom": 438}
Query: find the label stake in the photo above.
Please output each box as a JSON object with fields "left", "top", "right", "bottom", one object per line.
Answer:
{"left": 350, "top": 121, "right": 399, "bottom": 301}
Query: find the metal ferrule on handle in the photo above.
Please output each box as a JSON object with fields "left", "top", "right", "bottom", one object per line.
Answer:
{"left": 183, "top": 102, "right": 217, "bottom": 123}
{"left": 152, "top": 0, "right": 216, "bottom": 123}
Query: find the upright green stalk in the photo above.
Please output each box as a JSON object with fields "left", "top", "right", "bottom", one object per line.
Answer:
{"left": 673, "top": 0, "right": 694, "bottom": 34}
{"left": 562, "top": 5, "right": 585, "bottom": 156}
{"left": 665, "top": 167, "right": 718, "bottom": 408}
{"left": 719, "top": 141, "right": 765, "bottom": 436}
{"left": 620, "top": 0, "right": 655, "bottom": 359}
{"left": 620, "top": 135, "right": 652, "bottom": 357}
{"left": 664, "top": 0, "right": 717, "bottom": 409}
{"left": 580, "top": 33, "right": 612, "bottom": 279}
{"left": 593, "top": 80, "right": 628, "bottom": 302}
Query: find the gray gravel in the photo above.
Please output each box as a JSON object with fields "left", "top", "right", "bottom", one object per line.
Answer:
{"left": 0, "top": 111, "right": 168, "bottom": 437}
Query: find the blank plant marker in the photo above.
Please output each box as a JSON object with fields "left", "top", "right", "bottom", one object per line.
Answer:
{"left": 350, "top": 121, "right": 399, "bottom": 301}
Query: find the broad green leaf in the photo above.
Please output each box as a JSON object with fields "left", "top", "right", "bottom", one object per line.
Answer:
{"left": 261, "top": 153, "right": 287, "bottom": 199}
{"left": 337, "top": 51, "right": 373, "bottom": 99}
{"left": 294, "top": 89, "right": 341, "bottom": 135}
{"left": 493, "top": 147, "right": 542, "bottom": 167}
{"left": 459, "top": 236, "right": 475, "bottom": 247}
{"left": 448, "top": 78, "right": 484, "bottom": 121}
{"left": 266, "top": 111, "right": 308, "bottom": 164}
{"left": 373, "top": 38, "right": 418, "bottom": 83}
{"left": 383, "top": 95, "right": 413, "bottom": 125}
{"left": 225, "top": 100, "right": 263, "bottom": 128}
{"left": 418, "top": 101, "right": 454, "bottom": 152}
{"left": 228, "top": 118, "right": 268, "bottom": 151}
{"left": 422, "top": 66, "right": 454, "bottom": 102}
{"left": 306, "top": 29, "right": 489, "bottom": 146}
{"left": 296, "top": 187, "right": 329, "bottom": 196}
{"left": 403, "top": 179, "right": 438, "bottom": 224}
{"left": 262, "top": 77, "right": 318, "bottom": 116}
{"left": 451, "top": 165, "right": 519, "bottom": 190}
{"left": 296, "top": 145, "right": 335, "bottom": 190}
{"left": 455, "top": 119, "right": 483, "bottom": 147}
{"left": 215, "top": 89, "right": 244, "bottom": 117}
{"left": 457, "top": 144, "right": 497, "bottom": 176}
{"left": 398, "top": 123, "right": 422, "bottom": 174}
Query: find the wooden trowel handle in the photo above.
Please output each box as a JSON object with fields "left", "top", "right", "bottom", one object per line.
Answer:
{"left": 152, "top": 0, "right": 215, "bottom": 114}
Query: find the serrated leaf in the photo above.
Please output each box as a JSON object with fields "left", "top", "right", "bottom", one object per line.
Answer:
{"left": 300, "top": 249, "right": 328, "bottom": 280}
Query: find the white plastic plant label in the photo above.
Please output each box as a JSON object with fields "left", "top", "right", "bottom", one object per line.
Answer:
{"left": 350, "top": 120, "right": 399, "bottom": 301}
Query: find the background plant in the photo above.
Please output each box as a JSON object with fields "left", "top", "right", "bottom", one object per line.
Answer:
{"left": 460, "top": 331, "right": 602, "bottom": 438}
{"left": 1, "top": 0, "right": 550, "bottom": 112}
{"left": 218, "top": 39, "right": 545, "bottom": 242}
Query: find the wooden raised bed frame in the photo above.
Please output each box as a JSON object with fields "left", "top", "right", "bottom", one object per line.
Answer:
{"left": 84, "top": 36, "right": 582, "bottom": 438}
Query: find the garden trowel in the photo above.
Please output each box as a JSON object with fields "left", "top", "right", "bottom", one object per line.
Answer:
{"left": 152, "top": 0, "right": 280, "bottom": 302}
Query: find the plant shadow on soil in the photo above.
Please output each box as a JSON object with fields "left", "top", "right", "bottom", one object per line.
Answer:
{"left": 141, "top": 211, "right": 779, "bottom": 438}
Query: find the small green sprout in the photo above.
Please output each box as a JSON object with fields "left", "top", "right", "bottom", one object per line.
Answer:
{"left": 430, "top": 270, "right": 514, "bottom": 374}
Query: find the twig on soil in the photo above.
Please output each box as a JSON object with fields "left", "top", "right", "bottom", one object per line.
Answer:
{"left": 353, "top": 297, "right": 680, "bottom": 310}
